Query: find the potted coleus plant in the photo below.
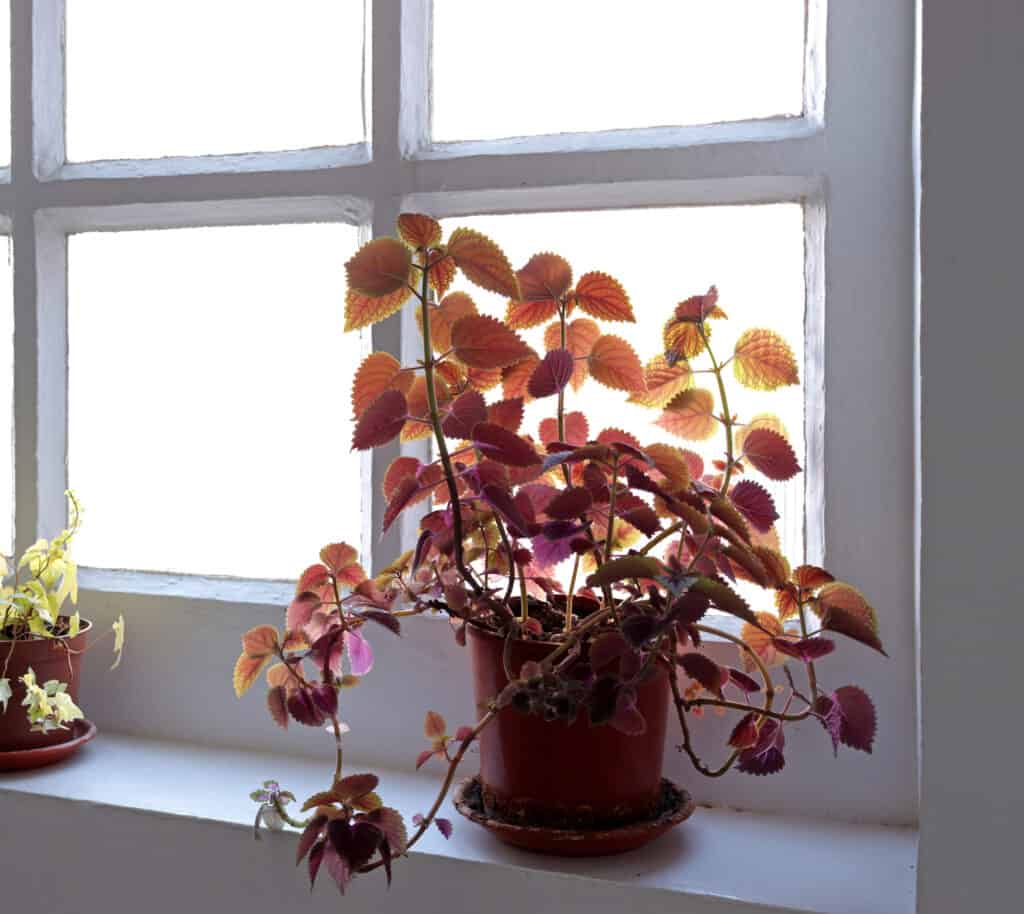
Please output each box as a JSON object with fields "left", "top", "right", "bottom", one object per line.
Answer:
{"left": 234, "top": 213, "right": 884, "bottom": 890}
{"left": 0, "top": 492, "right": 125, "bottom": 768}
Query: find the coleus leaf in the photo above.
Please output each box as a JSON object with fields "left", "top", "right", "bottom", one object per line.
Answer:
{"left": 425, "top": 291, "right": 477, "bottom": 353}
{"left": 619, "top": 504, "right": 661, "bottom": 536}
{"left": 742, "top": 428, "right": 801, "bottom": 482}
{"left": 628, "top": 356, "right": 693, "bottom": 409}
{"left": 644, "top": 443, "right": 693, "bottom": 493}
{"left": 794, "top": 564, "right": 835, "bottom": 590}
{"left": 729, "top": 480, "right": 779, "bottom": 533}
{"left": 664, "top": 315, "right": 708, "bottom": 361}
{"left": 345, "top": 269, "right": 412, "bottom": 333}
{"left": 589, "top": 334, "right": 646, "bottom": 392}
{"left": 527, "top": 349, "right": 574, "bottom": 399}
{"left": 320, "top": 543, "right": 366, "bottom": 586}
{"left": 544, "top": 486, "right": 593, "bottom": 520}
{"left": 435, "top": 818, "right": 454, "bottom": 840}
{"left": 539, "top": 411, "right": 588, "bottom": 447}
{"left": 502, "top": 354, "right": 541, "bottom": 401}
{"left": 725, "top": 667, "right": 761, "bottom": 694}
{"left": 505, "top": 253, "right": 573, "bottom": 329}
{"left": 397, "top": 212, "right": 441, "bottom": 249}
{"left": 815, "top": 685, "right": 877, "bottom": 755}
{"left": 351, "top": 351, "right": 407, "bottom": 419}
{"left": 772, "top": 636, "right": 835, "bottom": 662}
{"left": 734, "top": 412, "right": 789, "bottom": 454}
{"left": 610, "top": 688, "right": 647, "bottom": 735}
{"left": 446, "top": 227, "right": 520, "bottom": 298}
{"left": 655, "top": 388, "right": 717, "bottom": 441}
{"left": 451, "top": 314, "right": 532, "bottom": 369}
{"left": 352, "top": 390, "right": 408, "bottom": 450}
{"left": 360, "top": 610, "right": 401, "bottom": 636}
{"left": 728, "top": 711, "right": 760, "bottom": 749}
{"left": 473, "top": 422, "right": 541, "bottom": 467}
{"left": 674, "top": 287, "right": 726, "bottom": 322}
{"left": 573, "top": 271, "right": 634, "bottom": 322}
{"left": 427, "top": 252, "right": 457, "bottom": 298}
{"left": 382, "top": 475, "right": 420, "bottom": 534}
{"left": 382, "top": 456, "right": 421, "bottom": 500}
{"left": 818, "top": 582, "right": 885, "bottom": 654}
{"left": 296, "top": 815, "right": 327, "bottom": 865}
{"left": 442, "top": 390, "right": 488, "bottom": 439}
{"left": 585, "top": 555, "right": 664, "bottom": 588}
{"left": 733, "top": 328, "right": 800, "bottom": 391}
{"left": 679, "top": 652, "right": 725, "bottom": 698}
{"left": 481, "top": 483, "right": 532, "bottom": 537}
{"left": 709, "top": 496, "right": 751, "bottom": 544}
{"left": 690, "top": 577, "right": 758, "bottom": 626}
{"left": 487, "top": 397, "right": 525, "bottom": 432}
{"left": 267, "top": 685, "right": 288, "bottom": 729}
{"left": 345, "top": 237, "right": 412, "bottom": 298}
{"left": 544, "top": 318, "right": 601, "bottom": 391}
{"left": 736, "top": 718, "right": 786, "bottom": 776}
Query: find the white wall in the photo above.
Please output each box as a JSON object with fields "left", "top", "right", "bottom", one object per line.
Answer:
{"left": 916, "top": 0, "right": 1024, "bottom": 910}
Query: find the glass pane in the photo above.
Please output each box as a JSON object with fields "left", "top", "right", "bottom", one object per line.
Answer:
{"left": 0, "top": 1, "right": 9, "bottom": 165}
{"left": 433, "top": 0, "right": 805, "bottom": 142}
{"left": 0, "top": 238, "right": 12, "bottom": 556}
{"left": 68, "top": 224, "right": 363, "bottom": 580}
{"left": 66, "top": 0, "right": 365, "bottom": 162}
{"left": 439, "top": 205, "right": 806, "bottom": 580}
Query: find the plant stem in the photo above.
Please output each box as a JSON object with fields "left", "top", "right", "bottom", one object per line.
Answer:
{"left": 518, "top": 563, "right": 529, "bottom": 623}
{"left": 563, "top": 554, "right": 580, "bottom": 632}
{"left": 698, "top": 322, "right": 736, "bottom": 494}
{"left": 557, "top": 302, "right": 568, "bottom": 444}
{"left": 417, "top": 262, "right": 481, "bottom": 595}
{"left": 331, "top": 715, "right": 344, "bottom": 784}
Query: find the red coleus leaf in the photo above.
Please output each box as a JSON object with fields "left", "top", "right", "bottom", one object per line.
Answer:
{"left": 473, "top": 422, "right": 541, "bottom": 467}
{"left": 423, "top": 710, "right": 447, "bottom": 742}
{"left": 442, "top": 390, "right": 488, "bottom": 439}
{"left": 505, "top": 253, "right": 573, "bottom": 329}
{"left": 674, "top": 286, "right": 726, "bottom": 322}
{"left": 619, "top": 504, "right": 661, "bottom": 536}
{"left": 425, "top": 291, "right": 477, "bottom": 353}
{"left": 382, "top": 456, "right": 421, "bottom": 500}
{"left": 329, "top": 818, "right": 385, "bottom": 874}
{"left": 544, "top": 318, "right": 601, "bottom": 391}
{"left": 446, "top": 227, "right": 520, "bottom": 298}
{"left": 794, "top": 564, "right": 835, "bottom": 590}
{"left": 728, "top": 711, "right": 760, "bottom": 749}
{"left": 487, "top": 397, "right": 525, "bottom": 432}
{"left": 267, "top": 685, "right": 288, "bottom": 729}
{"left": 737, "top": 718, "right": 786, "bottom": 776}
{"left": 286, "top": 591, "right": 321, "bottom": 634}
{"left": 501, "top": 354, "right": 541, "bottom": 402}
{"left": 679, "top": 652, "right": 725, "bottom": 698}
{"left": 451, "top": 314, "right": 532, "bottom": 369}
{"left": 352, "top": 389, "right": 408, "bottom": 450}
{"left": 351, "top": 351, "right": 409, "bottom": 419}
{"left": 297, "top": 815, "right": 327, "bottom": 865}
{"left": 819, "top": 582, "right": 885, "bottom": 655}
{"left": 527, "top": 348, "right": 574, "bottom": 399}
{"left": 772, "top": 636, "right": 836, "bottom": 662}
{"left": 539, "top": 410, "right": 588, "bottom": 447}
{"left": 296, "top": 563, "right": 331, "bottom": 595}
{"left": 815, "top": 685, "right": 877, "bottom": 755}
{"left": 345, "top": 237, "right": 412, "bottom": 298}
{"left": 288, "top": 687, "right": 327, "bottom": 727}
{"left": 589, "top": 334, "right": 646, "bottom": 392}
{"left": 382, "top": 475, "right": 420, "bottom": 533}
{"left": 544, "top": 486, "right": 593, "bottom": 520}
{"left": 729, "top": 480, "right": 779, "bottom": 533}
{"left": 320, "top": 543, "right": 366, "bottom": 586}
{"left": 481, "top": 483, "right": 532, "bottom": 537}
{"left": 574, "top": 271, "right": 634, "bottom": 322}
{"left": 725, "top": 667, "right": 761, "bottom": 694}
{"left": 742, "top": 428, "right": 801, "bottom": 481}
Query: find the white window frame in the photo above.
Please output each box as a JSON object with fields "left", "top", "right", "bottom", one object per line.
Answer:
{"left": 5, "top": 0, "right": 916, "bottom": 824}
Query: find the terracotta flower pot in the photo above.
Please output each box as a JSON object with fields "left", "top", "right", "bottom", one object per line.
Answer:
{"left": 467, "top": 622, "right": 670, "bottom": 830}
{"left": 0, "top": 619, "right": 91, "bottom": 753}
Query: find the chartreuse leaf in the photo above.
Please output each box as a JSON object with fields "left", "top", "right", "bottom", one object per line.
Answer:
{"left": 0, "top": 677, "right": 11, "bottom": 713}
{"left": 111, "top": 614, "right": 126, "bottom": 670}
{"left": 586, "top": 555, "right": 664, "bottom": 588}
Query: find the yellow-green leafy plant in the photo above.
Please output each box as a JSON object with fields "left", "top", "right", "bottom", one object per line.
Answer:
{"left": 234, "top": 214, "right": 885, "bottom": 894}
{"left": 0, "top": 492, "right": 125, "bottom": 731}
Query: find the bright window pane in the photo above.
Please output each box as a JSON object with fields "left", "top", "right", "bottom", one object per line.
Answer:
{"left": 66, "top": 0, "right": 365, "bottom": 161}
{"left": 0, "top": 1, "right": 9, "bottom": 165}
{"left": 440, "top": 206, "right": 806, "bottom": 571}
{"left": 68, "top": 224, "right": 362, "bottom": 580}
{"left": 433, "top": 0, "right": 805, "bottom": 142}
{"left": 0, "top": 237, "right": 12, "bottom": 556}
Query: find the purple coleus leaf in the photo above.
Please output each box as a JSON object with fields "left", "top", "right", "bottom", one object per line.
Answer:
{"left": 527, "top": 348, "right": 574, "bottom": 398}
{"left": 481, "top": 483, "right": 532, "bottom": 538}
{"left": 288, "top": 687, "right": 327, "bottom": 727}
{"left": 345, "top": 630, "right": 374, "bottom": 676}
{"left": 435, "top": 818, "right": 454, "bottom": 840}
{"left": 359, "top": 609, "right": 401, "bottom": 636}
{"left": 441, "top": 390, "right": 487, "bottom": 439}
{"left": 814, "top": 685, "right": 877, "bottom": 755}
{"left": 296, "top": 815, "right": 328, "bottom": 866}
{"left": 772, "top": 636, "right": 835, "bottom": 662}
{"left": 531, "top": 533, "right": 573, "bottom": 569}
{"left": 737, "top": 718, "right": 786, "bottom": 776}
{"left": 725, "top": 667, "right": 761, "bottom": 694}
{"left": 609, "top": 688, "right": 646, "bottom": 736}
{"left": 728, "top": 479, "right": 779, "bottom": 533}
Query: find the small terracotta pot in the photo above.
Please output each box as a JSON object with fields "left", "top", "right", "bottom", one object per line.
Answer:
{"left": 467, "top": 622, "right": 670, "bottom": 829}
{"left": 0, "top": 619, "right": 91, "bottom": 753}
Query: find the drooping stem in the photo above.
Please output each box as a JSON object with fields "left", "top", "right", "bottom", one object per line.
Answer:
{"left": 417, "top": 258, "right": 481, "bottom": 595}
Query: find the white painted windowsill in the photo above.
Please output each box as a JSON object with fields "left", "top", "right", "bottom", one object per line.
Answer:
{"left": 0, "top": 732, "right": 917, "bottom": 914}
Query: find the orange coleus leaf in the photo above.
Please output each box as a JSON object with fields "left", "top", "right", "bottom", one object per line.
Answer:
{"left": 573, "top": 271, "right": 634, "bottom": 322}
{"left": 405, "top": 374, "right": 452, "bottom": 424}
{"left": 752, "top": 546, "right": 791, "bottom": 590}
{"left": 794, "top": 564, "right": 835, "bottom": 590}
{"left": 234, "top": 652, "right": 272, "bottom": 698}
{"left": 589, "top": 334, "right": 646, "bottom": 392}
{"left": 446, "top": 228, "right": 520, "bottom": 298}
{"left": 506, "top": 253, "right": 573, "bottom": 329}
{"left": 383, "top": 456, "right": 420, "bottom": 499}
{"left": 423, "top": 710, "right": 447, "bottom": 743}
{"left": 742, "top": 427, "right": 801, "bottom": 481}
{"left": 422, "top": 291, "right": 477, "bottom": 354}
{"left": 664, "top": 315, "right": 709, "bottom": 360}
{"left": 644, "top": 442, "right": 692, "bottom": 492}
{"left": 733, "top": 329, "right": 800, "bottom": 391}
{"left": 319, "top": 543, "right": 366, "bottom": 587}
{"left": 397, "top": 213, "right": 442, "bottom": 249}
{"left": 466, "top": 365, "right": 503, "bottom": 392}
{"left": 539, "top": 410, "right": 588, "bottom": 446}
{"left": 775, "top": 585, "right": 801, "bottom": 621}
{"left": 352, "top": 389, "right": 408, "bottom": 450}
{"left": 655, "top": 388, "right": 717, "bottom": 441}
{"left": 345, "top": 283, "right": 412, "bottom": 333}
{"left": 427, "top": 253, "right": 457, "bottom": 298}
{"left": 451, "top": 314, "right": 532, "bottom": 369}
{"left": 544, "top": 317, "right": 600, "bottom": 391}
{"left": 502, "top": 354, "right": 541, "bottom": 401}
{"left": 628, "top": 355, "right": 693, "bottom": 409}
{"left": 487, "top": 397, "right": 524, "bottom": 432}
{"left": 352, "top": 352, "right": 407, "bottom": 419}
{"left": 734, "top": 413, "right": 789, "bottom": 454}
{"left": 242, "top": 624, "right": 279, "bottom": 658}
{"left": 740, "top": 612, "right": 787, "bottom": 672}
{"left": 346, "top": 237, "right": 413, "bottom": 298}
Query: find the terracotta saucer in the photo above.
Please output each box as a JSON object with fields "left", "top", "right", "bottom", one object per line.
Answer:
{"left": 0, "top": 719, "right": 97, "bottom": 772}
{"left": 453, "top": 776, "right": 695, "bottom": 857}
